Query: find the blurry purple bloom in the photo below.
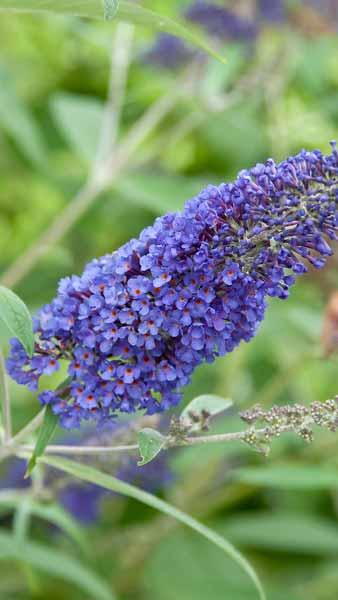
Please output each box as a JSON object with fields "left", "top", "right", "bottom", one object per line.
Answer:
{"left": 186, "top": 1, "right": 258, "bottom": 42}
{"left": 58, "top": 483, "right": 104, "bottom": 524}
{"left": 258, "top": 0, "right": 286, "bottom": 23}
{"left": 143, "top": 33, "right": 192, "bottom": 70}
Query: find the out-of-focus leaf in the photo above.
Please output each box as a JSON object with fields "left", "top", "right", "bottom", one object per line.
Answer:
{"left": 50, "top": 93, "right": 104, "bottom": 162}
{"left": 116, "top": 172, "right": 207, "bottom": 214}
{"left": 200, "top": 44, "right": 245, "bottom": 99}
{"left": 13, "top": 497, "right": 31, "bottom": 542}
{"left": 202, "top": 104, "right": 268, "bottom": 173}
{"left": 0, "top": 2, "right": 226, "bottom": 64}
{"left": 219, "top": 512, "right": 338, "bottom": 555}
{"left": 39, "top": 455, "right": 266, "bottom": 600}
{"left": 0, "top": 286, "right": 34, "bottom": 356}
{"left": 143, "top": 530, "right": 296, "bottom": 600}
{"left": 0, "top": 493, "right": 88, "bottom": 554}
{"left": 0, "top": 530, "right": 114, "bottom": 600}
{"left": 27, "top": 405, "right": 58, "bottom": 475}
{"left": 138, "top": 428, "right": 165, "bottom": 466}
{"left": 0, "top": 70, "right": 47, "bottom": 166}
{"left": 234, "top": 465, "right": 338, "bottom": 490}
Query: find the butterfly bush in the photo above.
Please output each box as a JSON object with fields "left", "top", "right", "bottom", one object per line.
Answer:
{"left": 6, "top": 145, "right": 338, "bottom": 428}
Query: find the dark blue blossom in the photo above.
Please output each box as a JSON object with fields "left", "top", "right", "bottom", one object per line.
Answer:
{"left": 185, "top": 2, "right": 258, "bottom": 42}
{"left": 6, "top": 145, "right": 338, "bottom": 428}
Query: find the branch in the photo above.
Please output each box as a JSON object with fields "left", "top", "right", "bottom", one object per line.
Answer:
{"left": 5, "top": 397, "right": 338, "bottom": 459}
{"left": 19, "top": 443, "right": 139, "bottom": 455}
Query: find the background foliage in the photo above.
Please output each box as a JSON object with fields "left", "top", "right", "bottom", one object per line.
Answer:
{"left": 1, "top": 1, "right": 338, "bottom": 598}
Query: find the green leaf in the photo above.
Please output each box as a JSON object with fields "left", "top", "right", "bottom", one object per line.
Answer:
{"left": 0, "top": 286, "right": 34, "bottom": 356}
{"left": 138, "top": 428, "right": 165, "bottom": 466}
{"left": 0, "top": 493, "right": 88, "bottom": 554}
{"left": 143, "top": 530, "right": 293, "bottom": 600}
{"left": 181, "top": 394, "right": 233, "bottom": 429}
{"left": 50, "top": 93, "right": 104, "bottom": 162}
{"left": 116, "top": 172, "right": 207, "bottom": 214}
{"left": 219, "top": 512, "right": 338, "bottom": 555}
{"left": 103, "top": 0, "right": 118, "bottom": 20}
{"left": 39, "top": 455, "right": 266, "bottom": 600}
{"left": 233, "top": 465, "right": 338, "bottom": 490}
{"left": 26, "top": 405, "right": 58, "bottom": 476}
{"left": 0, "top": 530, "right": 114, "bottom": 600}
{"left": 0, "top": 2, "right": 225, "bottom": 64}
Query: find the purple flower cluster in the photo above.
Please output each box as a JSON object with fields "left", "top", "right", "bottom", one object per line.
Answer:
{"left": 7, "top": 145, "right": 338, "bottom": 428}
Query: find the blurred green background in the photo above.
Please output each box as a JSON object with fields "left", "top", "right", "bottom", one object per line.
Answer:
{"left": 1, "top": 1, "right": 338, "bottom": 598}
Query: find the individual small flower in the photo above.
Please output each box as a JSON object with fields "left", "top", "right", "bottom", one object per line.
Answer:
{"left": 6, "top": 144, "right": 338, "bottom": 428}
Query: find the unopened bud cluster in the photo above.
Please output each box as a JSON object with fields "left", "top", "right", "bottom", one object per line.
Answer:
{"left": 239, "top": 397, "right": 338, "bottom": 453}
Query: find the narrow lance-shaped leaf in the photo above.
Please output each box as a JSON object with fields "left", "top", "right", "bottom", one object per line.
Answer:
{"left": 26, "top": 376, "right": 71, "bottom": 476}
{"left": 38, "top": 455, "right": 266, "bottom": 600}
{"left": 234, "top": 465, "right": 338, "bottom": 490}
{"left": 0, "top": 286, "right": 34, "bottom": 356}
{"left": 138, "top": 428, "right": 165, "bottom": 466}
{"left": 26, "top": 406, "right": 58, "bottom": 476}
{"left": 0, "top": 2, "right": 225, "bottom": 64}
